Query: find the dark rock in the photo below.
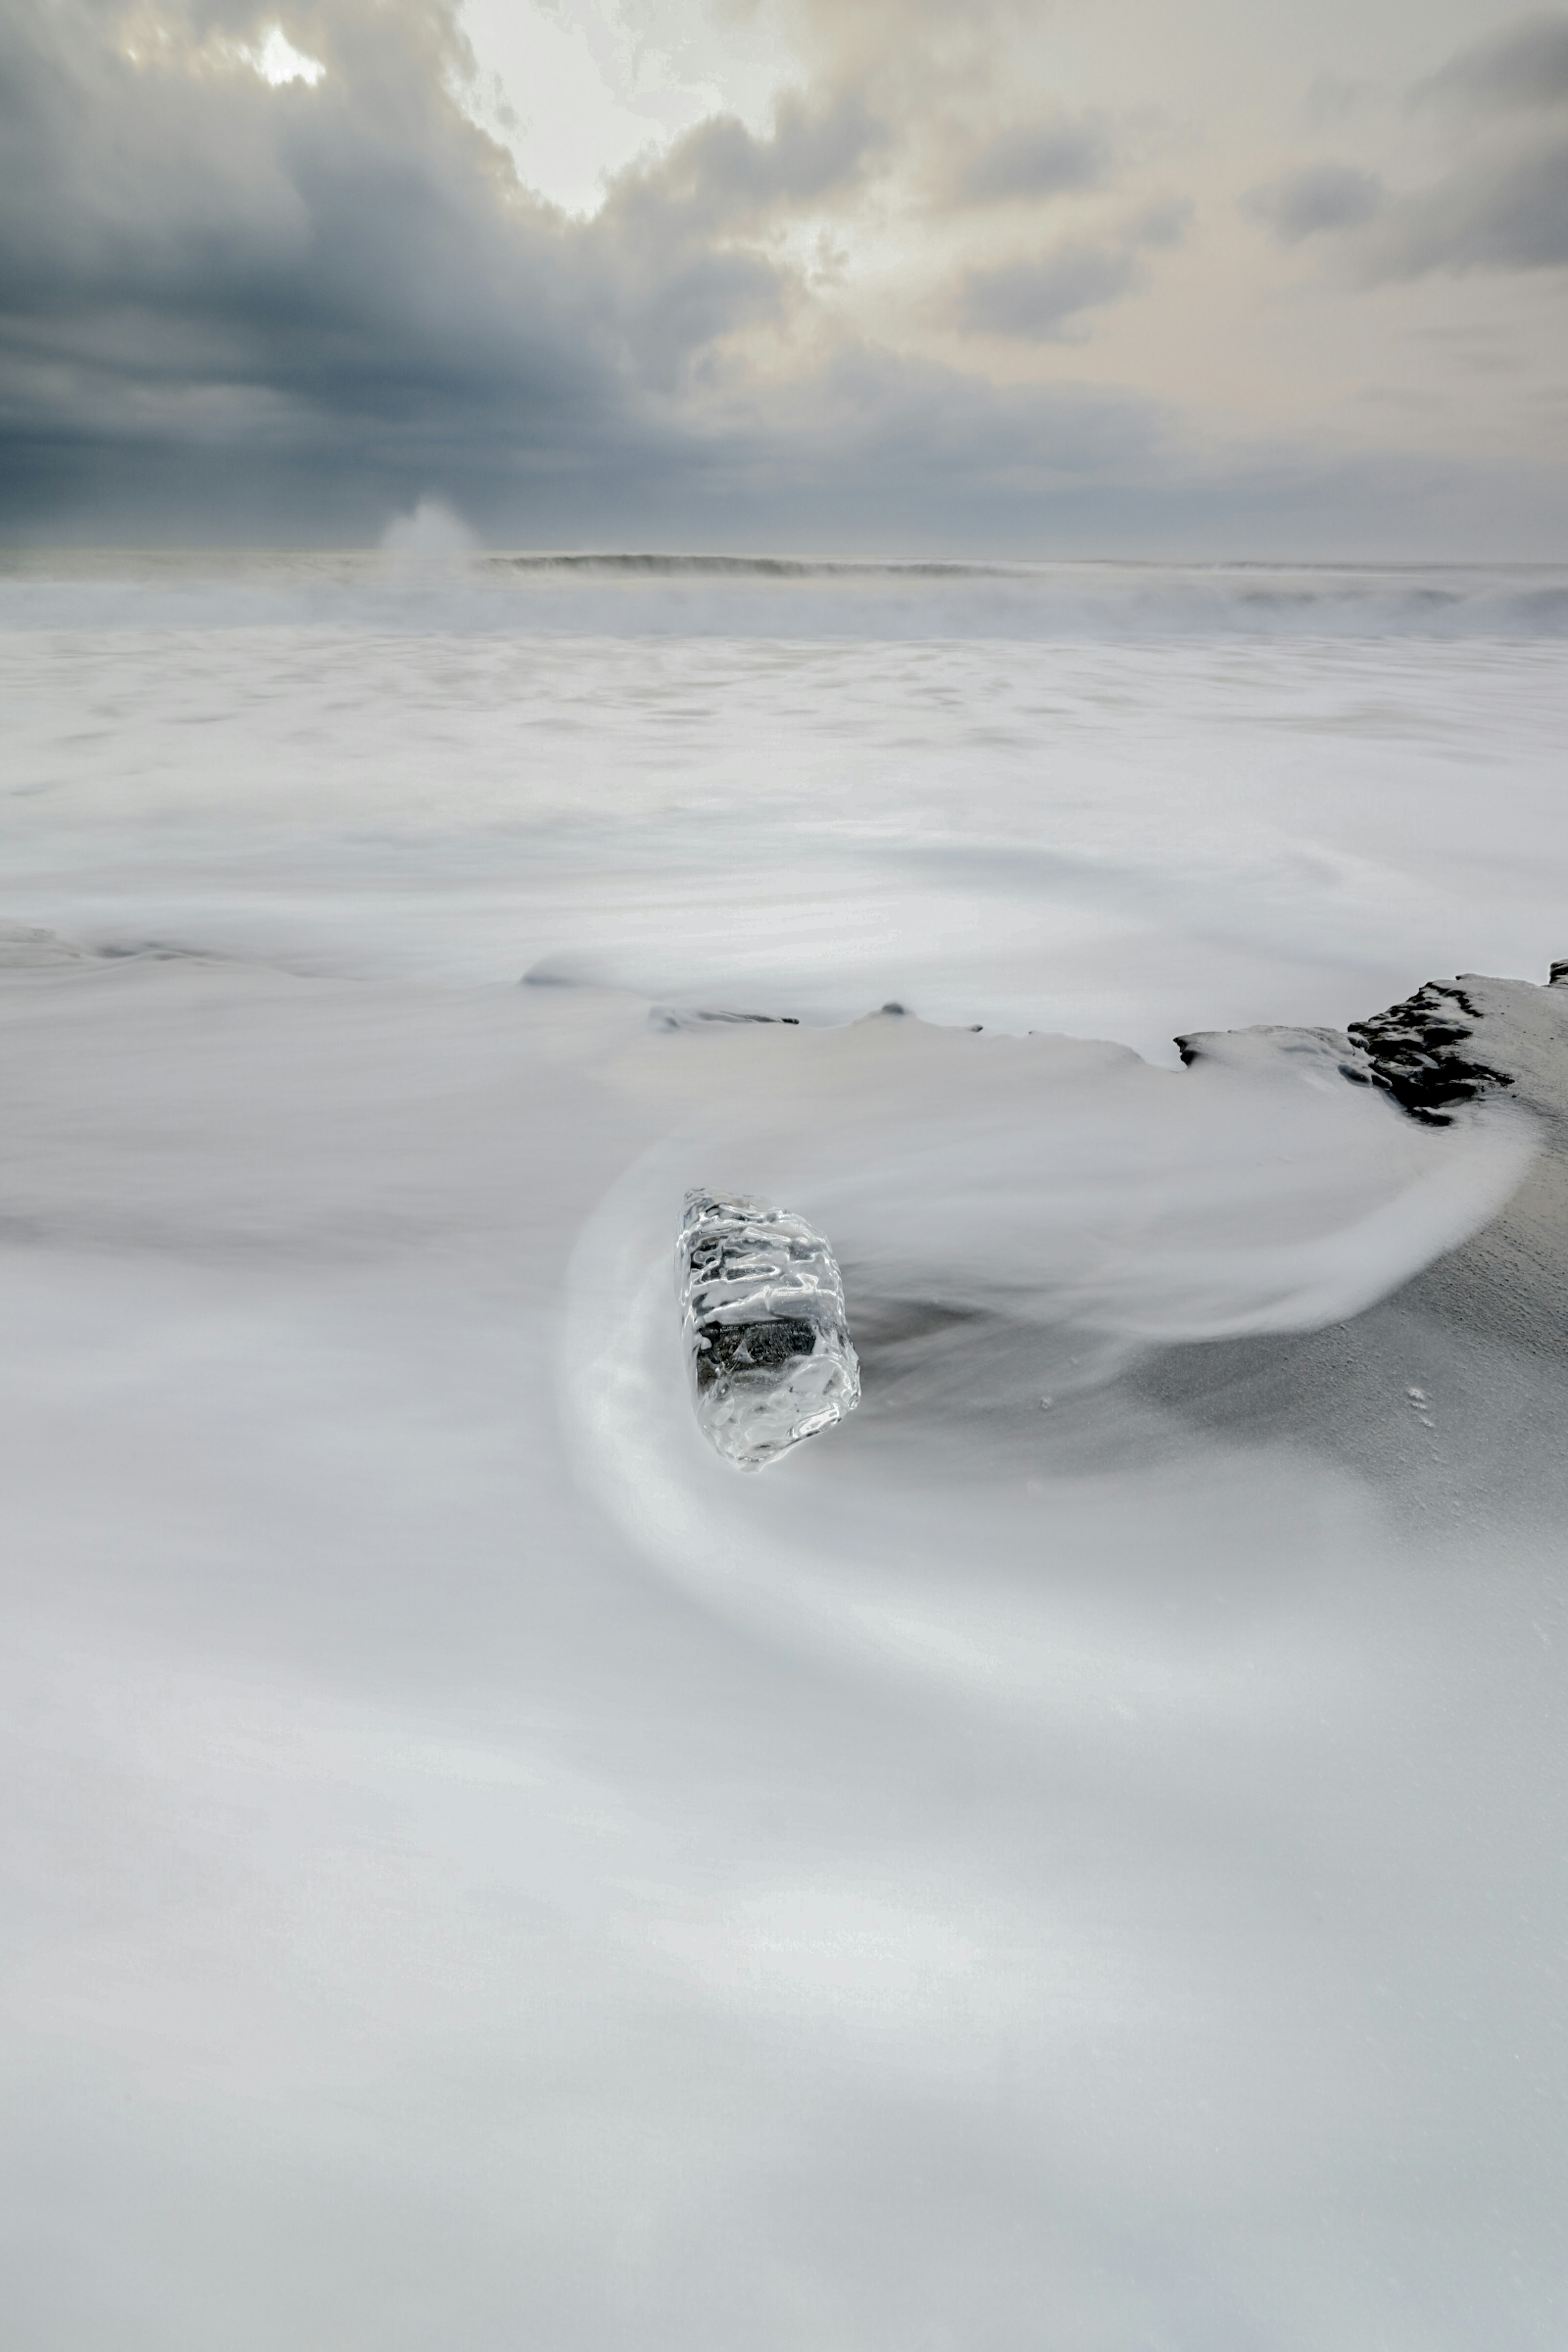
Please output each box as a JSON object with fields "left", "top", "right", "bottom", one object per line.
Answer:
{"left": 1347, "top": 980, "right": 1515, "bottom": 1125}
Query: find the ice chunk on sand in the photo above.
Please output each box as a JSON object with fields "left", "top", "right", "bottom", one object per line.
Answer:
{"left": 676, "top": 1190, "right": 860, "bottom": 1470}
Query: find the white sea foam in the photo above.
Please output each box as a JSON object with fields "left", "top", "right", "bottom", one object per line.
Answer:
{"left": 3, "top": 569, "right": 1567, "bottom": 2348}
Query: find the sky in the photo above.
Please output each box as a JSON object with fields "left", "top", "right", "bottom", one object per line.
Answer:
{"left": 2, "top": 0, "right": 1566, "bottom": 552}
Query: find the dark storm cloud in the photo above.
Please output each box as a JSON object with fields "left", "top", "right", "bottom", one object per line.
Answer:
{"left": 1414, "top": 12, "right": 1568, "bottom": 111}
{"left": 1241, "top": 164, "right": 1385, "bottom": 243}
{"left": 2, "top": 0, "right": 1562, "bottom": 553}
{"left": 0, "top": 0, "right": 1192, "bottom": 544}
{"left": 0, "top": 0, "right": 1096, "bottom": 543}
{"left": 0, "top": 2, "right": 621, "bottom": 468}
{"left": 0, "top": 0, "right": 875, "bottom": 528}
{"left": 952, "top": 203, "right": 1189, "bottom": 341}
{"left": 952, "top": 117, "right": 1109, "bottom": 205}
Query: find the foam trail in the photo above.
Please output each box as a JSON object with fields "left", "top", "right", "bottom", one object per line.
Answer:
{"left": 10, "top": 588, "right": 1568, "bottom": 2348}
{"left": 606, "top": 1011, "right": 1536, "bottom": 1340}
{"left": 563, "top": 1010, "right": 1534, "bottom": 1710}
{"left": 561, "top": 1129, "right": 1359, "bottom": 1722}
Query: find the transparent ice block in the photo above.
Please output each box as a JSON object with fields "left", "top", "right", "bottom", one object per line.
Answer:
{"left": 676, "top": 1190, "right": 860, "bottom": 1470}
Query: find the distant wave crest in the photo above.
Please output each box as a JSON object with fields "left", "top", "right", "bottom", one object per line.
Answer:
{"left": 2, "top": 549, "right": 1566, "bottom": 638}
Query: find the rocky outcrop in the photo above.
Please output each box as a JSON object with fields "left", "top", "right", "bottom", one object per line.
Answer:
{"left": 1345, "top": 981, "right": 1515, "bottom": 1125}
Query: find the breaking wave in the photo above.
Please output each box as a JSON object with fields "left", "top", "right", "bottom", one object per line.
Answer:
{"left": 2, "top": 548, "right": 1566, "bottom": 638}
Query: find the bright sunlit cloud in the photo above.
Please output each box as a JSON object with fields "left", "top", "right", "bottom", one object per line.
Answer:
{"left": 458, "top": 0, "right": 787, "bottom": 213}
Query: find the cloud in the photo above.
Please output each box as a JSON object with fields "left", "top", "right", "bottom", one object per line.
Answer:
{"left": 954, "top": 243, "right": 1139, "bottom": 338}
{"left": 1241, "top": 19, "right": 1568, "bottom": 280}
{"left": 0, "top": 0, "right": 800, "bottom": 519}
{"left": 1374, "top": 137, "right": 1568, "bottom": 272}
{"left": 1241, "top": 163, "right": 1385, "bottom": 243}
{"left": 0, "top": 0, "right": 1186, "bottom": 543}
{"left": 1125, "top": 197, "right": 1192, "bottom": 250}
{"left": 952, "top": 116, "right": 1109, "bottom": 205}
{"left": 1414, "top": 12, "right": 1568, "bottom": 112}
{"left": 0, "top": 0, "right": 1175, "bottom": 545}
{"left": 1243, "top": 140, "right": 1568, "bottom": 276}
{"left": 952, "top": 202, "right": 1190, "bottom": 341}
{"left": 0, "top": 0, "right": 1563, "bottom": 554}
{"left": 748, "top": 344, "right": 1166, "bottom": 497}
{"left": 605, "top": 87, "right": 890, "bottom": 235}
{"left": 1352, "top": 14, "right": 1568, "bottom": 277}
{"left": 586, "top": 87, "right": 892, "bottom": 381}
{"left": 0, "top": 4, "right": 601, "bottom": 380}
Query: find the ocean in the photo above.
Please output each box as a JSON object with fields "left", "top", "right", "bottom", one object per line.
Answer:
{"left": 4, "top": 552, "right": 1567, "bottom": 2348}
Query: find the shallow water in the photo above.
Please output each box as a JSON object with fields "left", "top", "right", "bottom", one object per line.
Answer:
{"left": 3, "top": 558, "right": 1566, "bottom": 2349}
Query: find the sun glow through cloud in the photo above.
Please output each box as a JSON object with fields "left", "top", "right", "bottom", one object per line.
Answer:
{"left": 241, "top": 22, "right": 324, "bottom": 86}
{"left": 12, "top": 0, "right": 1568, "bottom": 550}
{"left": 458, "top": 0, "right": 788, "bottom": 214}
